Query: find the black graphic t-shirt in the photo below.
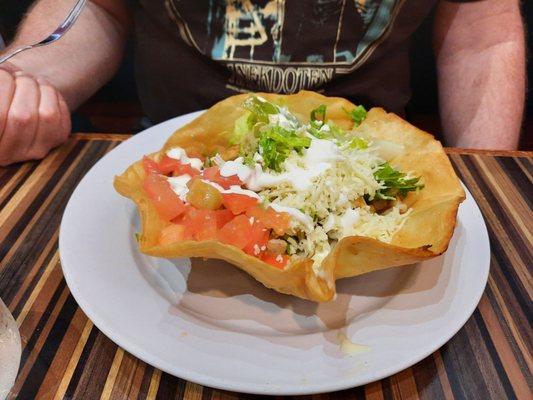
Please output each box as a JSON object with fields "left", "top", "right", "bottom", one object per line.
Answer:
{"left": 133, "top": 0, "right": 438, "bottom": 123}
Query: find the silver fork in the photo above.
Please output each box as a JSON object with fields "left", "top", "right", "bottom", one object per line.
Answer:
{"left": 0, "top": 0, "right": 87, "bottom": 65}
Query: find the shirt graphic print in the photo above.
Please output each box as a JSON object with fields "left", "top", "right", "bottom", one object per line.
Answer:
{"left": 165, "top": 0, "right": 403, "bottom": 94}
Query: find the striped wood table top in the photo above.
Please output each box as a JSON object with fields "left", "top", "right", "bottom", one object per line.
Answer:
{"left": 0, "top": 134, "right": 531, "bottom": 400}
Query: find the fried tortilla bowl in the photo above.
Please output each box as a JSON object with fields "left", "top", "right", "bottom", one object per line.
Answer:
{"left": 114, "top": 91, "right": 465, "bottom": 302}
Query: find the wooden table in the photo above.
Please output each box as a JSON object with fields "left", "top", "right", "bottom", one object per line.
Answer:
{"left": 1, "top": 134, "right": 531, "bottom": 400}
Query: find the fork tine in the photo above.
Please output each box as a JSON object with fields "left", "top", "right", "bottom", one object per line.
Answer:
{"left": 59, "top": 0, "right": 88, "bottom": 30}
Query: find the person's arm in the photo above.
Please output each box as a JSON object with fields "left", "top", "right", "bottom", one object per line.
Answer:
{"left": 433, "top": 0, "right": 525, "bottom": 150}
{"left": 0, "top": 0, "right": 130, "bottom": 165}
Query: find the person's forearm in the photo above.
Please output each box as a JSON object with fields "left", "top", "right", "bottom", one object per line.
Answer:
{"left": 434, "top": 0, "right": 525, "bottom": 150}
{"left": 4, "top": 0, "right": 129, "bottom": 109}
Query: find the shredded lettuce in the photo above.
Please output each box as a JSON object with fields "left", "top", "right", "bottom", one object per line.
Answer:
{"left": 232, "top": 96, "right": 312, "bottom": 172}
{"left": 372, "top": 162, "right": 424, "bottom": 200}
{"left": 258, "top": 126, "right": 311, "bottom": 171}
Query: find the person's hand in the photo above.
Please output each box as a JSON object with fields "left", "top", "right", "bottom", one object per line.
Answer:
{"left": 0, "top": 62, "right": 71, "bottom": 166}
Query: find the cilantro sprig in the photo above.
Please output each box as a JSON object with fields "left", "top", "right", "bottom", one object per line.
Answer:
{"left": 373, "top": 162, "right": 424, "bottom": 200}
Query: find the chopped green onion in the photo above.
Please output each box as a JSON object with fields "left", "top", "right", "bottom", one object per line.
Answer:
{"left": 243, "top": 96, "right": 279, "bottom": 125}
{"left": 344, "top": 105, "right": 367, "bottom": 126}
{"left": 348, "top": 137, "right": 369, "bottom": 150}
{"left": 310, "top": 105, "right": 327, "bottom": 122}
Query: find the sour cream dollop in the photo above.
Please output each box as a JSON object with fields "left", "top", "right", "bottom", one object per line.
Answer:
{"left": 166, "top": 147, "right": 203, "bottom": 170}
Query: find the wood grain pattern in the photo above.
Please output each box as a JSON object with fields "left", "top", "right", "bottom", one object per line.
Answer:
{"left": 0, "top": 135, "right": 531, "bottom": 399}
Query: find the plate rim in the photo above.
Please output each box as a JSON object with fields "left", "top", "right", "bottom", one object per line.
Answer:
{"left": 59, "top": 113, "right": 490, "bottom": 395}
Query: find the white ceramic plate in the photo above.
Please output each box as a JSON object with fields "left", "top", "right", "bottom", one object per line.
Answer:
{"left": 59, "top": 112, "right": 490, "bottom": 395}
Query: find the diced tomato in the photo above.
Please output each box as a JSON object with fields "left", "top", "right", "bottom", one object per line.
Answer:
{"left": 143, "top": 156, "right": 161, "bottom": 175}
{"left": 159, "top": 224, "right": 191, "bottom": 245}
{"left": 222, "top": 193, "right": 258, "bottom": 215}
{"left": 214, "top": 209, "right": 234, "bottom": 229}
{"left": 202, "top": 166, "right": 243, "bottom": 189}
{"left": 170, "top": 205, "right": 189, "bottom": 224}
{"left": 181, "top": 165, "right": 202, "bottom": 177}
{"left": 202, "top": 166, "right": 218, "bottom": 181}
{"left": 158, "top": 156, "right": 201, "bottom": 177}
{"left": 196, "top": 219, "right": 217, "bottom": 241}
{"left": 143, "top": 174, "right": 186, "bottom": 220}
{"left": 261, "top": 253, "right": 290, "bottom": 269}
{"left": 218, "top": 214, "right": 252, "bottom": 249}
{"left": 222, "top": 175, "right": 243, "bottom": 188}
{"left": 157, "top": 156, "right": 180, "bottom": 174}
{"left": 243, "top": 221, "right": 270, "bottom": 256}
{"left": 246, "top": 205, "right": 291, "bottom": 235}
{"left": 182, "top": 207, "right": 217, "bottom": 241}
{"left": 265, "top": 208, "right": 291, "bottom": 235}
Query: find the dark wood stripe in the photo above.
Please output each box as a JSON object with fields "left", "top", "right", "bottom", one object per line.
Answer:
{"left": 18, "top": 279, "right": 66, "bottom": 370}
{"left": 495, "top": 157, "right": 533, "bottom": 209}
{"left": 35, "top": 308, "right": 90, "bottom": 399}
{"left": 515, "top": 157, "right": 533, "bottom": 176}
{"left": 137, "top": 365, "right": 156, "bottom": 400}
{"left": 156, "top": 373, "right": 187, "bottom": 400}
{"left": 0, "top": 163, "right": 15, "bottom": 184}
{"left": 202, "top": 387, "right": 214, "bottom": 400}
{"left": 490, "top": 251, "right": 532, "bottom": 339}
{"left": 0, "top": 162, "right": 29, "bottom": 191}
{"left": 332, "top": 386, "right": 366, "bottom": 400}
{"left": 64, "top": 326, "right": 100, "bottom": 399}
{"left": 17, "top": 291, "right": 79, "bottom": 400}
{"left": 0, "top": 162, "right": 38, "bottom": 211}
{"left": 489, "top": 237, "right": 532, "bottom": 326}
{"left": 379, "top": 377, "right": 394, "bottom": 400}
{"left": 10, "top": 239, "right": 58, "bottom": 318}
{"left": 412, "top": 356, "right": 446, "bottom": 400}
{"left": 65, "top": 331, "right": 118, "bottom": 399}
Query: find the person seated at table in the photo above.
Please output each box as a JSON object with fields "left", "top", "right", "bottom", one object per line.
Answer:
{"left": 0, "top": 0, "right": 525, "bottom": 166}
